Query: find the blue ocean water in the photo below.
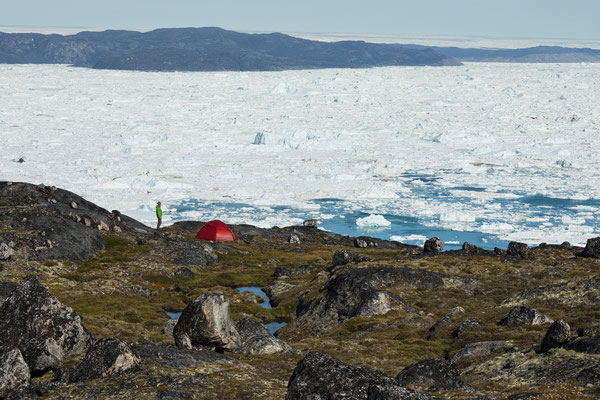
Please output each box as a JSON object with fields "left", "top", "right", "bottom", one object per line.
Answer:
{"left": 168, "top": 173, "right": 600, "bottom": 250}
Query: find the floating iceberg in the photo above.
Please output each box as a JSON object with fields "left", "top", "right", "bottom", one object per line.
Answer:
{"left": 356, "top": 214, "right": 391, "bottom": 228}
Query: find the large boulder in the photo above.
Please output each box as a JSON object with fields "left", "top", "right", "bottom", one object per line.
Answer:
{"left": 0, "top": 347, "right": 30, "bottom": 398}
{"left": 70, "top": 337, "right": 140, "bottom": 381}
{"left": 173, "top": 294, "right": 241, "bottom": 352}
{"left": 234, "top": 318, "right": 291, "bottom": 355}
{"left": 540, "top": 320, "right": 571, "bottom": 353}
{"left": 395, "top": 358, "right": 472, "bottom": 391}
{"left": 332, "top": 250, "right": 373, "bottom": 266}
{"left": 286, "top": 352, "right": 435, "bottom": 400}
{"left": 0, "top": 275, "right": 92, "bottom": 372}
{"left": 584, "top": 237, "right": 600, "bottom": 258}
{"left": 507, "top": 241, "right": 529, "bottom": 258}
{"left": 498, "top": 306, "right": 553, "bottom": 326}
{"left": 424, "top": 237, "right": 444, "bottom": 253}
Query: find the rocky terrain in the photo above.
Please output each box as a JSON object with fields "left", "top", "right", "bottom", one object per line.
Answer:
{"left": 1, "top": 180, "right": 600, "bottom": 399}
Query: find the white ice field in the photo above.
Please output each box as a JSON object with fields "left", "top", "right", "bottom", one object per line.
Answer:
{"left": 1, "top": 62, "right": 599, "bottom": 248}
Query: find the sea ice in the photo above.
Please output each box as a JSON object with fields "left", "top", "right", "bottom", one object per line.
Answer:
{"left": 1, "top": 62, "right": 599, "bottom": 246}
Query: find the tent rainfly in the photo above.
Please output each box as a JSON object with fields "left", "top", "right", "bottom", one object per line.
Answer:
{"left": 195, "top": 220, "right": 236, "bottom": 242}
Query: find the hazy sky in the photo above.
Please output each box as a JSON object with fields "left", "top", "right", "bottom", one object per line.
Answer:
{"left": 2, "top": 0, "right": 599, "bottom": 39}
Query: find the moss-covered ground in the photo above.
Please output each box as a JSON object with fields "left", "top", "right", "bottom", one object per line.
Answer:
{"left": 1, "top": 225, "right": 599, "bottom": 399}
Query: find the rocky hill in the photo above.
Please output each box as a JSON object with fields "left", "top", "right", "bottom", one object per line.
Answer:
{"left": 411, "top": 44, "right": 600, "bottom": 63}
{"left": 0, "top": 27, "right": 460, "bottom": 71}
{"left": 1, "top": 181, "right": 600, "bottom": 399}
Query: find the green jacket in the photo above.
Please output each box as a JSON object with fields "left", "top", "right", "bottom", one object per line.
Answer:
{"left": 156, "top": 205, "right": 162, "bottom": 219}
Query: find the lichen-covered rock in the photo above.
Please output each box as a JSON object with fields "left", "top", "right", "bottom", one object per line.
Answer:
{"left": 303, "top": 219, "right": 318, "bottom": 228}
{"left": 0, "top": 275, "right": 92, "bottom": 372}
{"left": 498, "top": 306, "right": 553, "bottom": 326}
{"left": 583, "top": 237, "right": 600, "bottom": 258}
{"left": 452, "top": 341, "right": 514, "bottom": 362}
{"left": 507, "top": 241, "right": 529, "bottom": 258}
{"left": 0, "top": 347, "right": 30, "bottom": 398}
{"left": 71, "top": 337, "right": 140, "bottom": 381}
{"left": 174, "top": 267, "right": 195, "bottom": 279}
{"left": 540, "top": 320, "right": 571, "bottom": 353}
{"left": 173, "top": 294, "right": 241, "bottom": 352}
{"left": 332, "top": 249, "right": 373, "bottom": 266}
{"left": 234, "top": 318, "right": 291, "bottom": 355}
{"left": 424, "top": 237, "right": 444, "bottom": 253}
{"left": 502, "top": 276, "right": 600, "bottom": 307}
{"left": 354, "top": 238, "right": 368, "bottom": 248}
{"left": 288, "top": 234, "right": 301, "bottom": 244}
{"left": 286, "top": 351, "right": 435, "bottom": 400}
{"left": 0, "top": 242, "right": 14, "bottom": 260}
{"left": 395, "top": 358, "right": 472, "bottom": 391}
{"left": 452, "top": 318, "right": 484, "bottom": 338}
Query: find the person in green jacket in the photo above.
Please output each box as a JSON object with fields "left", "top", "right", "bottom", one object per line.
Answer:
{"left": 156, "top": 201, "right": 162, "bottom": 230}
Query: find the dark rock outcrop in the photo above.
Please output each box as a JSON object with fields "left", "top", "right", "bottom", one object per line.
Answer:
{"left": 0, "top": 282, "right": 17, "bottom": 303}
{"left": 498, "top": 306, "right": 553, "bottom": 326}
{"left": 71, "top": 337, "right": 140, "bottom": 382}
{"left": 583, "top": 237, "right": 600, "bottom": 258}
{"left": 173, "top": 249, "right": 216, "bottom": 267}
{"left": 540, "top": 320, "right": 571, "bottom": 353}
{"left": 507, "top": 242, "right": 529, "bottom": 258}
{"left": 234, "top": 318, "right": 291, "bottom": 355}
{"left": 286, "top": 351, "right": 435, "bottom": 400}
{"left": 0, "top": 275, "right": 92, "bottom": 372}
{"left": 26, "top": 216, "right": 105, "bottom": 261}
{"left": 296, "top": 266, "right": 476, "bottom": 333}
{"left": 563, "top": 338, "right": 600, "bottom": 354}
{"left": 332, "top": 250, "right": 373, "bottom": 266}
{"left": 395, "top": 358, "right": 472, "bottom": 391}
{"left": 0, "top": 347, "right": 31, "bottom": 397}
{"left": 577, "top": 328, "right": 600, "bottom": 338}
{"left": 173, "top": 294, "right": 241, "bottom": 352}
{"left": 424, "top": 237, "right": 444, "bottom": 253}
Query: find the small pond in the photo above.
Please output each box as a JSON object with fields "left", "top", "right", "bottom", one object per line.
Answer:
{"left": 166, "top": 287, "right": 287, "bottom": 336}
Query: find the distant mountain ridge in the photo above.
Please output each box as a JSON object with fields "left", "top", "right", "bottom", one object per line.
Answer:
{"left": 413, "top": 44, "right": 600, "bottom": 63}
{"left": 0, "top": 27, "right": 460, "bottom": 71}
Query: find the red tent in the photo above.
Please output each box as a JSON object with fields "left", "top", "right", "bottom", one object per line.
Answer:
{"left": 195, "top": 220, "right": 236, "bottom": 242}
